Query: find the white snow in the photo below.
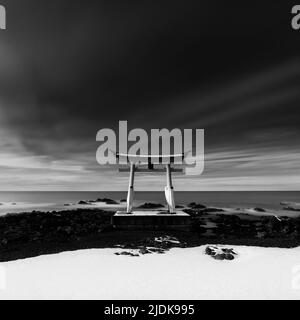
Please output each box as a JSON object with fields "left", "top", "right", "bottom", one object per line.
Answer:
{"left": 1, "top": 246, "right": 300, "bottom": 300}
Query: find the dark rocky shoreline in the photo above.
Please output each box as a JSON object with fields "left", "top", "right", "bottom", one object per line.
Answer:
{"left": 0, "top": 205, "right": 300, "bottom": 262}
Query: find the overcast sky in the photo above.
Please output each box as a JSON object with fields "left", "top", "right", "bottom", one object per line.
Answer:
{"left": 0, "top": 1, "right": 299, "bottom": 190}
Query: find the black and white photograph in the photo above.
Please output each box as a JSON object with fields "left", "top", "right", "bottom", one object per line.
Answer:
{"left": 0, "top": 1, "right": 300, "bottom": 302}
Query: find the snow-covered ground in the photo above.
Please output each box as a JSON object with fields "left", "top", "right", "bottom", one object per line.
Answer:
{"left": 0, "top": 246, "right": 300, "bottom": 300}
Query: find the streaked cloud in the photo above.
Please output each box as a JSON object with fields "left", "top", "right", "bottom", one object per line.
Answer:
{"left": 0, "top": 1, "right": 299, "bottom": 190}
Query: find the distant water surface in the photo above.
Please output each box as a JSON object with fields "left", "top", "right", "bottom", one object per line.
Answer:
{"left": 0, "top": 191, "right": 299, "bottom": 216}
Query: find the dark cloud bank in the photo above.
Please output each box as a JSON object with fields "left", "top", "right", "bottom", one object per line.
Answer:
{"left": 0, "top": 1, "right": 299, "bottom": 190}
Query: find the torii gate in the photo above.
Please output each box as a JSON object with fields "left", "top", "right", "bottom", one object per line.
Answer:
{"left": 116, "top": 153, "right": 185, "bottom": 214}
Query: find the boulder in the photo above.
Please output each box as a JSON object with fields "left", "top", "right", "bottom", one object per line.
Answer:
{"left": 96, "top": 198, "right": 118, "bottom": 205}
{"left": 213, "top": 253, "right": 226, "bottom": 260}
{"left": 203, "top": 208, "right": 225, "bottom": 213}
{"left": 224, "top": 253, "right": 235, "bottom": 260}
{"left": 283, "top": 207, "right": 300, "bottom": 212}
{"left": 115, "top": 251, "right": 139, "bottom": 257}
{"left": 78, "top": 200, "right": 89, "bottom": 205}
{"left": 213, "top": 253, "right": 235, "bottom": 260}
{"left": 205, "top": 245, "right": 237, "bottom": 261}
{"left": 148, "top": 248, "right": 165, "bottom": 254}
{"left": 139, "top": 247, "right": 153, "bottom": 255}
{"left": 254, "top": 207, "right": 266, "bottom": 212}
{"left": 205, "top": 246, "right": 217, "bottom": 256}
{"left": 221, "top": 248, "right": 237, "bottom": 255}
{"left": 256, "top": 231, "right": 267, "bottom": 238}
{"left": 188, "top": 202, "right": 206, "bottom": 209}
{"left": 138, "top": 202, "right": 164, "bottom": 209}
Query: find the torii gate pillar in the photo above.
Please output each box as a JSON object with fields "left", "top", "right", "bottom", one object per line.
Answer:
{"left": 126, "top": 163, "right": 135, "bottom": 213}
{"left": 165, "top": 164, "right": 176, "bottom": 213}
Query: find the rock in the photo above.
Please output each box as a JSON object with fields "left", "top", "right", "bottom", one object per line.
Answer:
{"left": 224, "top": 253, "right": 235, "bottom": 260}
{"left": 183, "top": 209, "right": 195, "bottom": 216}
{"left": 280, "top": 201, "right": 300, "bottom": 206}
{"left": 203, "top": 208, "right": 225, "bottom": 213}
{"left": 283, "top": 207, "right": 300, "bottom": 212}
{"left": 205, "top": 246, "right": 237, "bottom": 261}
{"left": 148, "top": 248, "right": 166, "bottom": 254}
{"left": 0, "top": 208, "right": 113, "bottom": 248}
{"left": 130, "top": 253, "right": 140, "bottom": 257}
{"left": 115, "top": 251, "right": 129, "bottom": 256}
{"left": 1, "top": 238, "right": 8, "bottom": 245}
{"left": 115, "top": 251, "right": 139, "bottom": 257}
{"left": 221, "top": 248, "right": 237, "bottom": 255}
{"left": 188, "top": 202, "right": 206, "bottom": 209}
{"left": 96, "top": 198, "right": 118, "bottom": 205}
{"left": 64, "top": 226, "right": 73, "bottom": 235}
{"left": 78, "top": 200, "right": 89, "bottom": 205}
{"left": 205, "top": 246, "right": 217, "bottom": 256}
{"left": 138, "top": 203, "right": 164, "bottom": 209}
{"left": 256, "top": 231, "right": 267, "bottom": 238}
{"left": 123, "top": 243, "right": 136, "bottom": 249}
{"left": 213, "top": 253, "right": 235, "bottom": 260}
{"left": 290, "top": 230, "right": 299, "bottom": 239}
{"left": 154, "top": 235, "right": 182, "bottom": 246}
{"left": 139, "top": 247, "right": 152, "bottom": 255}
{"left": 213, "top": 253, "right": 226, "bottom": 260}
{"left": 254, "top": 207, "right": 266, "bottom": 212}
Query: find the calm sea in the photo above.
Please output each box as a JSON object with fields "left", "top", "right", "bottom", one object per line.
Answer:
{"left": 0, "top": 191, "right": 299, "bottom": 216}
